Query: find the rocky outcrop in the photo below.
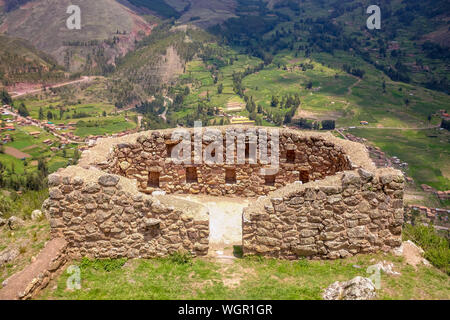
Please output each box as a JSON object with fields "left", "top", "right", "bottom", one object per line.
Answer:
{"left": 323, "top": 276, "right": 377, "bottom": 300}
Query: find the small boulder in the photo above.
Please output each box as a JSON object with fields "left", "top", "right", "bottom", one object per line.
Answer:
{"left": 0, "top": 218, "right": 6, "bottom": 227}
{"left": 144, "top": 218, "right": 161, "bottom": 228}
{"left": 7, "top": 216, "right": 25, "bottom": 230}
{"left": 31, "top": 210, "right": 43, "bottom": 221}
{"left": 98, "top": 175, "right": 120, "bottom": 187}
{"left": 323, "top": 276, "right": 376, "bottom": 300}
{"left": 0, "top": 248, "right": 20, "bottom": 267}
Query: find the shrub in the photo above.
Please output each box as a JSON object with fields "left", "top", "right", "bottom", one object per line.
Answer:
{"left": 403, "top": 224, "right": 450, "bottom": 275}
{"left": 0, "top": 194, "right": 13, "bottom": 215}
{"left": 168, "top": 251, "right": 193, "bottom": 265}
{"left": 80, "top": 257, "right": 127, "bottom": 272}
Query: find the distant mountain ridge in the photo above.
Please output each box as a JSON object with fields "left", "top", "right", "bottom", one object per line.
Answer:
{"left": 0, "top": 34, "right": 66, "bottom": 88}
{"left": 0, "top": 0, "right": 154, "bottom": 73}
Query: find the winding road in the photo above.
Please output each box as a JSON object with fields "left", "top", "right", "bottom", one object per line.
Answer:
{"left": 9, "top": 76, "right": 94, "bottom": 99}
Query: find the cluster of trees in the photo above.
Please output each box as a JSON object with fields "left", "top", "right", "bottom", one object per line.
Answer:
{"left": 293, "top": 118, "right": 335, "bottom": 131}
{"left": 441, "top": 119, "right": 450, "bottom": 131}
{"left": 209, "top": 0, "right": 450, "bottom": 95}
{"left": 18, "top": 103, "right": 30, "bottom": 117}
{"left": 343, "top": 64, "right": 366, "bottom": 79}
{"left": 0, "top": 89, "right": 12, "bottom": 105}
{"left": 0, "top": 158, "right": 48, "bottom": 192}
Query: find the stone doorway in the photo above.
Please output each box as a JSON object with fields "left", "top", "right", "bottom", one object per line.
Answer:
{"left": 174, "top": 195, "right": 249, "bottom": 259}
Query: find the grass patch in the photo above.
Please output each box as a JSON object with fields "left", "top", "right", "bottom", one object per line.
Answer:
{"left": 39, "top": 252, "right": 450, "bottom": 300}
{"left": 403, "top": 224, "right": 450, "bottom": 275}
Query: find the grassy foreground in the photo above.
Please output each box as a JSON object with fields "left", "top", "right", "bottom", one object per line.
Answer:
{"left": 39, "top": 252, "right": 449, "bottom": 300}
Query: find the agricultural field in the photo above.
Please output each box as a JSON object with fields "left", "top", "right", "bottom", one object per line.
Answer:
{"left": 348, "top": 127, "right": 450, "bottom": 192}
{"left": 177, "top": 52, "right": 262, "bottom": 117}
{"left": 0, "top": 123, "right": 77, "bottom": 175}
{"left": 12, "top": 78, "right": 139, "bottom": 138}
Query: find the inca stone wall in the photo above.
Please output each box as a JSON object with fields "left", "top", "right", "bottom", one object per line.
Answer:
{"left": 42, "top": 126, "right": 404, "bottom": 261}
{"left": 98, "top": 127, "right": 352, "bottom": 197}
{"left": 243, "top": 168, "right": 404, "bottom": 260}
{"left": 43, "top": 167, "right": 209, "bottom": 259}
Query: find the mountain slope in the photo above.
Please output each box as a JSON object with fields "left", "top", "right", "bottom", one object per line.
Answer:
{"left": 0, "top": 34, "right": 65, "bottom": 87}
{"left": 0, "top": 0, "right": 154, "bottom": 72}
{"left": 211, "top": 0, "right": 450, "bottom": 93}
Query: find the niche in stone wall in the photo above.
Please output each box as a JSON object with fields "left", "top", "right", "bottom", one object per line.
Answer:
{"left": 265, "top": 174, "right": 276, "bottom": 186}
{"left": 225, "top": 168, "right": 237, "bottom": 184}
{"left": 149, "top": 171, "right": 160, "bottom": 188}
{"left": 300, "top": 170, "right": 310, "bottom": 183}
{"left": 166, "top": 141, "right": 179, "bottom": 158}
{"left": 186, "top": 167, "right": 198, "bottom": 183}
{"left": 286, "top": 150, "right": 295, "bottom": 163}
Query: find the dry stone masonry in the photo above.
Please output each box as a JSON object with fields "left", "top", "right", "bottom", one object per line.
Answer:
{"left": 44, "top": 167, "right": 209, "bottom": 259}
{"left": 99, "top": 127, "right": 352, "bottom": 197}
{"left": 43, "top": 126, "right": 405, "bottom": 260}
{"left": 242, "top": 168, "right": 404, "bottom": 259}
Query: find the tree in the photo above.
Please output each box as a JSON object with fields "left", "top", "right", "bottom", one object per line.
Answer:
{"left": 322, "top": 120, "right": 336, "bottom": 130}
{"left": 0, "top": 89, "right": 12, "bottom": 105}
{"left": 38, "top": 107, "right": 44, "bottom": 120}
{"left": 47, "top": 111, "right": 53, "bottom": 120}
{"left": 18, "top": 103, "right": 29, "bottom": 117}
{"left": 441, "top": 119, "right": 450, "bottom": 131}
{"left": 37, "top": 158, "right": 48, "bottom": 177}
{"left": 270, "top": 96, "right": 279, "bottom": 108}
{"left": 218, "top": 83, "right": 223, "bottom": 94}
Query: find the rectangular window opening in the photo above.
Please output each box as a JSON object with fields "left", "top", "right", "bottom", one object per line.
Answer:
{"left": 245, "top": 142, "right": 250, "bottom": 159}
{"left": 166, "top": 142, "right": 178, "bottom": 158}
{"left": 286, "top": 150, "right": 295, "bottom": 163}
{"left": 300, "top": 170, "right": 310, "bottom": 183}
{"left": 225, "top": 169, "right": 237, "bottom": 184}
{"left": 186, "top": 167, "right": 198, "bottom": 183}
{"left": 265, "top": 174, "right": 276, "bottom": 186}
{"left": 149, "top": 171, "right": 160, "bottom": 188}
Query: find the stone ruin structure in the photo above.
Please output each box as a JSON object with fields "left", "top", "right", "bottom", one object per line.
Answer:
{"left": 43, "top": 126, "right": 405, "bottom": 260}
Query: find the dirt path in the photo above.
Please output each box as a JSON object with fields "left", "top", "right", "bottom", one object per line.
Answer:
{"left": 9, "top": 76, "right": 94, "bottom": 98}
{"left": 340, "top": 125, "right": 440, "bottom": 130}
{"left": 347, "top": 77, "right": 362, "bottom": 96}
{"left": 174, "top": 195, "right": 249, "bottom": 258}
{"left": 0, "top": 238, "right": 67, "bottom": 300}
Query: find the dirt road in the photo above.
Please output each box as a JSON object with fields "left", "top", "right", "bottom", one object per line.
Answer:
{"left": 10, "top": 76, "right": 94, "bottom": 98}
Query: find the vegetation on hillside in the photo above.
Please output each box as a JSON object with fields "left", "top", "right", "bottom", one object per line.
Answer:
{"left": 0, "top": 35, "right": 65, "bottom": 86}
{"left": 403, "top": 224, "right": 450, "bottom": 275}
